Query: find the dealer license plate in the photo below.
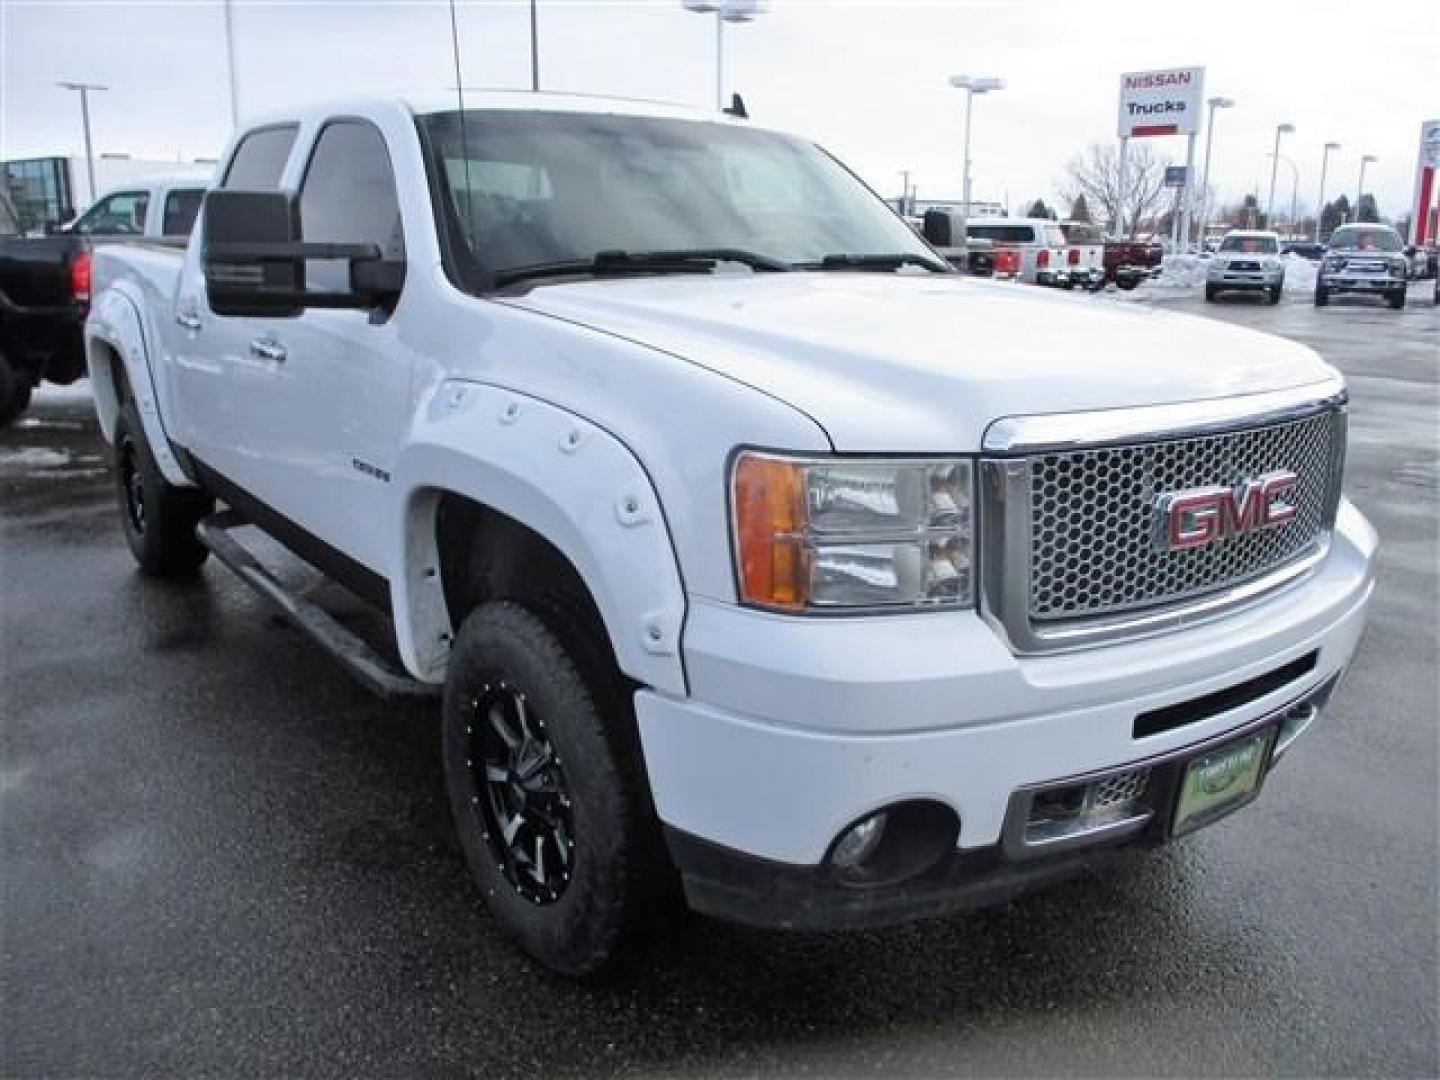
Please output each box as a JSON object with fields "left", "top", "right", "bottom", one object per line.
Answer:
{"left": 1172, "top": 728, "right": 1274, "bottom": 836}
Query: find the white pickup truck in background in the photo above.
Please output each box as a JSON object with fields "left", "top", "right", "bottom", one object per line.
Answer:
{"left": 86, "top": 93, "right": 1375, "bottom": 975}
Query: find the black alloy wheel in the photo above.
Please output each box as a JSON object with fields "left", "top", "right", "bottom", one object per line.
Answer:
{"left": 465, "top": 680, "right": 575, "bottom": 904}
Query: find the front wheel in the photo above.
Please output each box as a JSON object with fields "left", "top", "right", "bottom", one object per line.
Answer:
{"left": 1204, "top": 285, "right": 1218, "bottom": 302}
{"left": 1267, "top": 284, "right": 1282, "bottom": 305}
{"left": 1314, "top": 285, "right": 1330, "bottom": 307}
{"left": 113, "top": 404, "right": 212, "bottom": 576}
{"left": 1387, "top": 289, "right": 1406, "bottom": 310}
{"left": 443, "top": 601, "right": 659, "bottom": 976}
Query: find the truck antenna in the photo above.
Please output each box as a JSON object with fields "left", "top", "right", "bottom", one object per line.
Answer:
{"left": 447, "top": 0, "right": 476, "bottom": 249}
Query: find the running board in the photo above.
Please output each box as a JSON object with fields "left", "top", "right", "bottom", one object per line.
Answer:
{"left": 196, "top": 510, "right": 440, "bottom": 702}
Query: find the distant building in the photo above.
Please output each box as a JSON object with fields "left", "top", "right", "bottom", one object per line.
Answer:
{"left": 912, "top": 198, "right": 1006, "bottom": 219}
{"left": 2, "top": 154, "right": 214, "bottom": 233}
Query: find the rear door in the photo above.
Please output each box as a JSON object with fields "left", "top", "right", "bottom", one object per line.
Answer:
{"left": 170, "top": 124, "right": 299, "bottom": 480}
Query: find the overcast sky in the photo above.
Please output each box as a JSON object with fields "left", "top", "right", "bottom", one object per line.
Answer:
{"left": 3, "top": 0, "right": 1436, "bottom": 217}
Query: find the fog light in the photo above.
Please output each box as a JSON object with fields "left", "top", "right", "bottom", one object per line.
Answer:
{"left": 831, "top": 812, "right": 887, "bottom": 871}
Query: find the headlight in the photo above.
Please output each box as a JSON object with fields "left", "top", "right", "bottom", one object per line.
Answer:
{"left": 1324, "top": 257, "right": 1346, "bottom": 272}
{"left": 730, "top": 452, "right": 973, "bottom": 612}
{"left": 1390, "top": 259, "right": 1407, "bottom": 277}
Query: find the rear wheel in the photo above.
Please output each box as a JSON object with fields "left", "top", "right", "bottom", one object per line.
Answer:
{"left": 113, "top": 403, "right": 212, "bottom": 576}
{"left": 443, "top": 601, "right": 660, "bottom": 976}
{"left": 1204, "top": 285, "right": 1218, "bottom": 302}
{"left": 0, "top": 351, "right": 32, "bottom": 428}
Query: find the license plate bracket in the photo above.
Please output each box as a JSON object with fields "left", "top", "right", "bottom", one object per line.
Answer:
{"left": 1171, "top": 726, "right": 1277, "bottom": 837}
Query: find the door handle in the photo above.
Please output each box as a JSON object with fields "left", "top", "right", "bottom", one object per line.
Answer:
{"left": 175, "top": 312, "right": 202, "bottom": 332}
{"left": 249, "top": 338, "right": 287, "bottom": 364}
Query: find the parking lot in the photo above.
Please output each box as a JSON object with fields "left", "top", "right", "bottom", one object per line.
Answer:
{"left": 2, "top": 291, "right": 1436, "bottom": 1077}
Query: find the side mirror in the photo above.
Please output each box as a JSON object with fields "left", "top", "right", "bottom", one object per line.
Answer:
{"left": 1403, "top": 245, "right": 1417, "bottom": 256}
{"left": 202, "top": 189, "right": 404, "bottom": 318}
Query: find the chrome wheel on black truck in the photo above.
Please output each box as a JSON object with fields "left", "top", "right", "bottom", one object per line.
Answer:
{"left": 442, "top": 600, "right": 660, "bottom": 976}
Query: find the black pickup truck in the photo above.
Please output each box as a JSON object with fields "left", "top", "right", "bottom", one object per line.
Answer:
{"left": 0, "top": 177, "right": 205, "bottom": 425}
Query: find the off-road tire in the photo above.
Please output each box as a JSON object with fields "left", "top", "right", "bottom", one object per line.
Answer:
{"left": 0, "top": 351, "right": 32, "bottom": 428}
{"left": 113, "top": 403, "right": 212, "bottom": 576}
{"left": 442, "top": 600, "right": 659, "bottom": 977}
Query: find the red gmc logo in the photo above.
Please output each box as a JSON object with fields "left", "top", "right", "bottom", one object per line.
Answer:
{"left": 1154, "top": 470, "right": 1300, "bottom": 551}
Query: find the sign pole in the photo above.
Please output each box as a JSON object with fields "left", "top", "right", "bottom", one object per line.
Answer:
{"left": 1116, "top": 136, "right": 1129, "bottom": 238}
{"left": 1177, "top": 131, "right": 1197, "bottom": 249}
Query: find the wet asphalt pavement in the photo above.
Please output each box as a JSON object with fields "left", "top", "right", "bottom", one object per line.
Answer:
{"left": 3, "top": 288, "right": 1437, "bottom": 1078}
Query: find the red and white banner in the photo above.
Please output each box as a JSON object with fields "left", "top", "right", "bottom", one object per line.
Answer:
{"left": 1117, "top": 67, "right": 1205, "bottom": 139}
{"left": 1410, "top": 119, "right": 1440, "bottom": 245}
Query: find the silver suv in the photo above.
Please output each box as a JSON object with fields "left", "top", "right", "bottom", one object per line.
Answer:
{"left": 1206, "top": 230, "right": 1285, "bottom": 304}
{"left": 1316, "top": 224, "right": 1409, "bottom": 309}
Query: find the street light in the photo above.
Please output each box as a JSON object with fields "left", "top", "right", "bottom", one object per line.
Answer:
{"left": 1266, "top": 122, "right": 1295, "bottom": 227}
{"left": 1315, "top": 141, "right": 1340, "bottom": 241}
{"left": 948, "top": 74, "right": 1005, "bottom": 222}
{"left": 682, "top": 0, "right": 768, "bottom": 110}
{"left": 1196, "top": 95, "right": 1234, "bottom": 248}
{"left": 56, "top": 81, "right": 107, "bottom": 207}
{"left": 1355, "top": 154, "right": 1378, "bottom": 223}
{"left": 1266, "top": 152, "right": 1299, "bottom": 238}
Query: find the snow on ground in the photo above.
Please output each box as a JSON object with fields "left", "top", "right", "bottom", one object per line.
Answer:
{"left": 1149, "top": 252, "right": 1320, "bottom": 292}
{"left": 34, "top": 377, "right": 94, "bottom": 404}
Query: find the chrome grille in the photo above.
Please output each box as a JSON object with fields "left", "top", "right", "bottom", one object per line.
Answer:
{"left": 1027, "top": 411, "right": 1340, "bottom": 621}
{"left": 1091, "top": 767, "right": 1150, "bottom": 809}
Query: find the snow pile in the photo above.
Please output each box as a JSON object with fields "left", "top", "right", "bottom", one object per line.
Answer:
{"left": 1152, "top": 254, "right": 1208, "bottom": 288}
{"left": 1280, "top": 253, "right": 1319, "bottom": 291}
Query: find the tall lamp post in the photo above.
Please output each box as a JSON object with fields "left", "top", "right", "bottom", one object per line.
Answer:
{"left": 1196, "top": 95, "right": 1234, "bottom": 249}
{"left": 682, "top": 0, "right": 768, "bottom": 110}
{"left": 1355, "top": 154, "right": 1377, "bottom": 222}
{"left": 1266, "top": 152, "right": 1299, "bottom": 237}
{"left": 1266, "top": 122, "right": 1295, "bottom": 228}
{"left": 948, "top": 74, "right": 1005, "bottom": 221}
{"left": 56, "top": 81, "right": 107, "bottom": 207}
{"left": 1315, "top": 141, "right": 1340, "bottom": 240}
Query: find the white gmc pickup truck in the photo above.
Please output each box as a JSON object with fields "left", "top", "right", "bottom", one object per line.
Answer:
{"left": 87, "top": 93, "right": 1376, "bottom": 975}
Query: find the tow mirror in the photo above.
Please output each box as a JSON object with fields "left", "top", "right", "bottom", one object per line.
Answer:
{"left": 202, "top": 189, "right": 404, "bottom": 318}
{"left": 922, "top": 209, "right": 955, "bottom": 248}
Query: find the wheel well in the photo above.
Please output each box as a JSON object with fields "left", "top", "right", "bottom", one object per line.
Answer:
{"left": 434, "top": 492, "right": 630, "bottom": 707}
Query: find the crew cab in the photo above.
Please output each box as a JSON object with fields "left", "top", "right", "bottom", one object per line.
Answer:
{"left": 0, "top": 174, "right": 206, "bottom": 424}
{"left": 86, "top": 94, "right": 1375, "bottom": 975}
{"left": 1206, "top": 229, "right": 1286, "bottom": 304}
{"left": 1316, "top": 224, "right": 1409, "bottom": 309}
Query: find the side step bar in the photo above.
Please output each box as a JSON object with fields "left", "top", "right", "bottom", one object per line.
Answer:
{"left": 196, "top": 510, "right": 440, "bottom": 702}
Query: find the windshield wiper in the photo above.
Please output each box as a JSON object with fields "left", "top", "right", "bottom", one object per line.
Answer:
{"left": 492, "top": 248, "right": 791, "bottom": 288}
{"left": 800, "top": 253, "right": 952, "bottom": 273}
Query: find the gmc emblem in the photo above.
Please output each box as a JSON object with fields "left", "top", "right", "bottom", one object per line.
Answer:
{"left": 1154, "top": 470, "right": 1300, "bottom": 551}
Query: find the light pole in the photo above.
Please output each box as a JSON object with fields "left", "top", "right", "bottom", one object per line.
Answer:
{"left": 1266, "top": 122, "right": 1295, "bottom": 228}
{"left": 222, "top": 0, "right": 239, "bottom": 126}
{"left": 682, "top": 0, "right": 767, "bottom": 110}
{"left": 1355, "top": 154, "right": 1377, "bottom": 222}
{"left": 1196, "top": 95, "right": 1234, "bottom": 249}
{"left": 1266, "top": 153, "right": 1299, "bottom": 237}
{"left": 529, "top": 0, "right": 539, "bottom": 91}
{"left": 1315, "top": 141, "right": 1340, "bottom": 240}
{"left": 948, "top": 74, "right": 1005, "bottom": 221}
{"left": 56, "top": 81, "right": 107, "bottom": 207}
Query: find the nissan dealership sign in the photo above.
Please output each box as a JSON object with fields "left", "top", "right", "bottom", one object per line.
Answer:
{"left": 1117, "top": 66, "right": 1205, "bottom": 138}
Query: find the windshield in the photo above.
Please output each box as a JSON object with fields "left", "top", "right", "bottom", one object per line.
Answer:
{"left": 1328, "top": 226, "right": 1401, "bottom": 252}
{"left": 419, "top": 109, "right": 939, "bottom": 288}
{"left": 1219, "top": 235, "right": 1279, "bottom": 254}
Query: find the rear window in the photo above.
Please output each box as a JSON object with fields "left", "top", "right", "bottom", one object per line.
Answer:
{"left": 1219, "top": 235, "right": 1279, "bottom": 254}
{"left": 1061, "top": 222, "right": 1102, "bottom": 244}
{"left": 161, "top": 188, "right": 204, "bottom": 236}
{"left": 223, "top": 125, "right": 299, "bottom": 189}
{"left": 967, "top": 224, "right": 1035, "bottom": 244}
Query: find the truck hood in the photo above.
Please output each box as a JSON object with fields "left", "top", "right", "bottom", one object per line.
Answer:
{"left": 503, "top": 273, "right": 1338, "bottom": 451}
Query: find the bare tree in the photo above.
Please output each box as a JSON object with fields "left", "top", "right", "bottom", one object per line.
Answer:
{"left": 1061, "top": 142, "right": 1171, "bottom": 238}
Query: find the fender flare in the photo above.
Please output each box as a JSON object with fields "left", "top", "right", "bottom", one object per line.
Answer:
{"left": 390, "top": 380, "right": 688, "bottom": 696}
{"left": 85, "top": 287, "right": 192, "bottom": 487}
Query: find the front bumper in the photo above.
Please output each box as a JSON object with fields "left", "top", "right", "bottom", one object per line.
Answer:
{"left": 638, "top": 500, "right": 1375, "bottom": 928}
{"left": 1321, "top": 274, "right": 1405, "bottom": 293}
{"left": 1208, "top": 270, "right": 1283, "bottom": 289}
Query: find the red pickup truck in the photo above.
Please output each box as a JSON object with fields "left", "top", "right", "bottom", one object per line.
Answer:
{"left": 1103, "top": 238, "right": 1164, "bottom": 290}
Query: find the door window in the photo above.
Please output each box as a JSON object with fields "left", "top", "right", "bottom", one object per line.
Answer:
{"left": 223, "top": 125, "right": 299, "bottom": 189}
{"left": 72, "top": 190, "right": 149, "bottom": 235}
{"left": 161, "top": 188, "right": 204, "bottom": 236}
{"left": 298, "top": 121, "right": 405, "bottom": 293}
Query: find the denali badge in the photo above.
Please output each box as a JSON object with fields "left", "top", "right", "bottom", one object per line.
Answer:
{"left": 1154, "top": 470, "right": 1299, "bottom": 551}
